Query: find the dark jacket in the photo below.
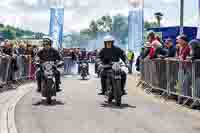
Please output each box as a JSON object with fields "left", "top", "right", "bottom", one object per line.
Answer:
{"left": 3, "top": 47, "right": 13, "bottom": 56}
{"left": 16, "top": 48, "right": 25, "bottom": 55}
{"left": 189, "top": 39, "right": 200, "bottom": 60}
{"left": 37, "top": 47, "right": 62, "bottom": 63}
{"left": 141, "top": 48, "right": 150, "bottom": 59}
{"left": 167, "top": 46, "right": 176, "bottom": 57}
{"left": 97, "top": 45, "right": 129, "bottom": 65}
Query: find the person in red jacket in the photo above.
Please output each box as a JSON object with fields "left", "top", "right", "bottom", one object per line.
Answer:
{"left": 176, "top": 34, "right": 190, "bottom": 60}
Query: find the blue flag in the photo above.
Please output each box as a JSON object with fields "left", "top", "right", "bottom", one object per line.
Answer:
{"left": 49, "top": 8, "right": 64, "bottom": 49}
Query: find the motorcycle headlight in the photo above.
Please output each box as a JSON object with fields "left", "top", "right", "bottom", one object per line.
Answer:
{"left": 112, "top": 63, "right": 121, "bottom": 71}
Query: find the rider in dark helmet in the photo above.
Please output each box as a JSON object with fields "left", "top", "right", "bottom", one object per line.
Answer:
{"left": 97, "top": 35, "right": 129, "bottom": 95}
{"left": 36, "top": 37, "right": 63, "bottom": 92}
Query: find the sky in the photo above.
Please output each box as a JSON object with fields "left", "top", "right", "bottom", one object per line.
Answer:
{"left": 0, "top": 0, "right": 198, "bottom": 34}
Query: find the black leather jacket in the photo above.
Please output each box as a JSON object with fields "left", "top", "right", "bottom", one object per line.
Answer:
{"left": 97, "top": 46, "right": 129, "bottom": 65}
{"left": 36, "top": 48, "right": 62, "bottom": 63}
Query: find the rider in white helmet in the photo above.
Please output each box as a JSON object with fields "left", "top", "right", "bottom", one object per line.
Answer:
{"left": 97, "top": 35, "right": 129, "bottom": 95}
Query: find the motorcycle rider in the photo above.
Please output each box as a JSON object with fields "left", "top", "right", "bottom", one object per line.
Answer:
{"left": 78, "top": 49, "right": 89, "bottom": 75}
{"left": 36, "top": 38, "right": 62, "bottom": 92}
{"left": 97, "top": 35, "right": 129, "bottom": 95}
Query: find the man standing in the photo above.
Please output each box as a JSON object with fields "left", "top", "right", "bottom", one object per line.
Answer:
{"left": 127, "top": 50, "right": 134, "bottom": 74}
{"left": 164, "top": 38, "right": 176, "bottom": 58}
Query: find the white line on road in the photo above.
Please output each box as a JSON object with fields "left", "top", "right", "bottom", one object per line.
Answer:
{"left": 0, "top": 84, "right": 34, "bottom": 133}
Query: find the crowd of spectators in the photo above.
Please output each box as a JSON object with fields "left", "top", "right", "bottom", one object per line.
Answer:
{"left": 0, "top": 39, "right": 40, "bottom": 84}
{"left": 136, "top": 31, "right": 200, "bottom": 99}
{"left": 61, "top": 48, "right": 98, "bottom": 75}
{"left": 136, "top": 31, "right": 200, "bottom": 71}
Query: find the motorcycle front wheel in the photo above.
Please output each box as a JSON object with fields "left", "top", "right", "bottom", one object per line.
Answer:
{"left": 114, "top": 79, "right": 122, "bottom": 106}
{"left": 46, "top": 79, "right": 54, "bottom": 104}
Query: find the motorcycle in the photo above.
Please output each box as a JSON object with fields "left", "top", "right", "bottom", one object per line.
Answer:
{"left": 90, "top": 56, "right": 96, "bottom": 63}
{"left": 101, "top": 62, "right": 128, "bottom": 106}
{"left": 37, "top": 61, "right": 63, "bottom": 104}
{"left": 79, "top": 61, "right": 89, "bottom": 80}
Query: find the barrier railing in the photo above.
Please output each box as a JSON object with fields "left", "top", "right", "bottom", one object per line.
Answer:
{"left": 140, "top": 58, "right": 200, "bottom": 107}
{"left": 0, "top": 55, "right": 35, "bottom": 91}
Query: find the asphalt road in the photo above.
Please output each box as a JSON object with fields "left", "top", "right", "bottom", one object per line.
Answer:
{"left": 15, "top": 74, "right": 200, "bottom": 133}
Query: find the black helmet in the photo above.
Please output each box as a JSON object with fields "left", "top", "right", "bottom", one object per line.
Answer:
{"left": 43, "top": 38, "right": 52, "bottom": 47}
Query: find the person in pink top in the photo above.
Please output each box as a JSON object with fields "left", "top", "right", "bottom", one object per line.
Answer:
{"left": 146, "top": 31, "right": 162, "bottom": 59}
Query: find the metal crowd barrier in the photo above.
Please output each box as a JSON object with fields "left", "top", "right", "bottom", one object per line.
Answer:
{"left": 0, "top": 55, "right": 35, "bottom": 91}
{"left": 14, "top": 55, "right": 35, "bottom": 80}
{"left": 140, "top": 58, "right": 200, "bottom": 107}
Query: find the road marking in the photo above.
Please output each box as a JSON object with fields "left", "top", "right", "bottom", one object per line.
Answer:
{"left": 0, "top": 84, "right": 34, "bottom": 133}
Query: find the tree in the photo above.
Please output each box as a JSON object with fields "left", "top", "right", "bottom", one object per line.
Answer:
{"left": 2, "top": 29, "right": 15, "bottom": 40}
{"left": 89, "top": 20, "right": 98, "bottom": 38}
{"left": 97, "top": 15, "right": 112, "bottom": 32}
{"left": 144, "top": 21, "right": 159, "bottom": 29}
{"left": 112, "top": 14, "right": 128, "bottom": 45}
{"left": 0, "top": 24, "right": 4, "bottom": 28}
{"left": 154, "top": 12, "right": 164, "bottom": 27}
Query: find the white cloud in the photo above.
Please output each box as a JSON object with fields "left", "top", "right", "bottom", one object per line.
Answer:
{"left": 0, "top": 0, "right": 197, "bottom": 33}
{"left": 24, "top": 0, "right": 38, "bottom": 6}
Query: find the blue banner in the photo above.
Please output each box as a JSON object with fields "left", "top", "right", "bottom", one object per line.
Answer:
{"left": 128, "top": 9, "right": 144, "bottom": 53}
{"left": 128, "top": 0, "right": 144, "bottom": 53}
{"left": 49, "top": 8, "right": 64, "bottom": 49}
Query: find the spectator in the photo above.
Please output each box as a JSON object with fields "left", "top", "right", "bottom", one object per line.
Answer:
{"left": 136, "top": 47, "right": 145, "bottom": 72}
{"left": 3, "top": 41, "right": 18, "bottom": 82}
{"left": 176, "top": 34, "right": 190, "bottom": 60}
{"left": 146, "top": 31, "right": 163, "bottom": 59}
{"left": 3, "top": 40, "right": 13, "bottom": 56}
{"left": 142, "top": 42, "right": 151, "bottom": 59}
{"left": 164, "top": 38, "right": 176, "bottom": 58}
{"left": 127, "top": 50, "right": 135, "bottom": 73}
{"left": 176, "top": 35, "right": 192, "bottom": 100}
{"left": 148, "top": 41, "right": 162, "bottom": 59}
{"left": 189, "top": 39, "right": 200, "bottom": 61}
{"left": 189, "top": 39, "right": 200, "bottom": 98}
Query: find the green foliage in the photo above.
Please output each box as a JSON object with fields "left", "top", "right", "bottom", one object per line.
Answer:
{"left": 0, "top": 23, "right": 44, "bottom": 39}
{"left": 80, "top": 14, "right": 159, "bottom": 45}
{"left": 144, "top": 21, "right": 159, "bottom": 29}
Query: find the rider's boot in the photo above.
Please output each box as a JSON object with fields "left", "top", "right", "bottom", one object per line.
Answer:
{"left": 37, "top": 80, "right": 41, "bottom": 92}
{"left": 56, "top": 83, "right": 62, "bottom": 92}
{"left": 121, "top": 78, "right": 127, "bottom": 95}
{"left": 98, "top": 78, "right": 106, "bottom": 95}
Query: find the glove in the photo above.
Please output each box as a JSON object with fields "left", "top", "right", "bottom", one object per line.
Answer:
{"left": 98, "top": 64, "right": 103, "bottom": 70}
{"left": 125, "top": 64, "right": 129, "bottom": 69}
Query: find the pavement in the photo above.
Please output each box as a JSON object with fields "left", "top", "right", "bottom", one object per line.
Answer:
{"left": 14, "top": 74, "right": 200, "bottom": 133}
{"left": 1, "top": 64, "right": 200, "bottom": 133}
{"left": 0, "top": 83, "right": 35, "bottom": 133}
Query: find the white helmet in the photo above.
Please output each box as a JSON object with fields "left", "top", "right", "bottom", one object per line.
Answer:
{"left": 104, "top": 35, "right": 114, "bottom": 42}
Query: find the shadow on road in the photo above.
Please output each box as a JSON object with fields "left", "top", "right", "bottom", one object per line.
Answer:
{"left": 32, "top": 99, "right": 65, "bottom": 106}
{"left": 101, "top": 102, "right": 136, "bottom": 109}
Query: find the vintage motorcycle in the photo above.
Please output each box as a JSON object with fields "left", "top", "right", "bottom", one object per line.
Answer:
{"left": 101, "top": 62, "right": 128, "bottom": 106}
{"left": 37, "top": 61, "right": 63, "bottom": 104}
{"left": 79, "top": 61, "right": 89, "bottom": 80}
